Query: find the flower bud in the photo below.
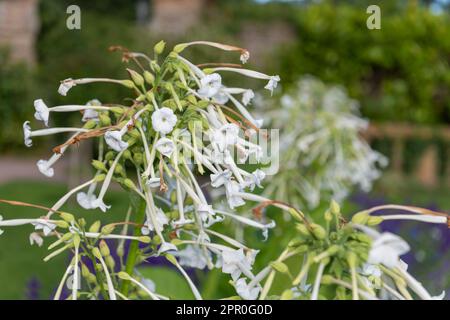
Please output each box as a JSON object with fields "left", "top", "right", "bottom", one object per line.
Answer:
{"left": 321, "top": 275, "right": 334, "bottom": 285}
{"left": 92, "top": 160, "right": 107, "bottom": 172}
{"left": 78, "top": 218, "right": 86, "bottom": 228}
{"left": 311, "top": 224, "right": 327, "bottom": 240}
{"left": 81, "top": 264, "right": 90, "bottom": 278}
{"left": 123, "top": 178, "right": 136, "bottom": 190}
{"left": 154, "top": 40, "right": 166, "bottom": 54}
{"left": 270, "top": 261, "right": 289, "bottom": 274}
{"left": 330, "top": 200, "right": 340, "bottom": 215}
{"left": 138, "top": 236, "right": 151, "bottom": 243}
{"left": 280, "top": 289, "right": 294, "bottom": 300}
{"left": 117, "top": 271, "right": 131, "bottom": 280}
{"left": 99, "top": 240, "right": 110, "bottom": 257}
{"left": 121, "top": 80, "right": 135, "bottom": 89}
{"left": 133, "top": 153, "right": 143, "bottom": 165}
{"left": 101, "top": 224, "right": 115, "bottom": 235}
{"left": 53, "top": 220, "right": 69, "bottom": 228}
{"left": 105, "top": 151, "right": 115, "bottom": 161}
{"left": 83, "top": 119, "right": 97, "bottom": 129}
{"left": 106, "top": 256, "right": 115, "bottom": 270}
{"left": 143, "top": 71, "right": 155, "bottom": 84}
{"left": 296, "top": 223, "right": 311, "bottom": 237}
{"left": 94, "top": 174, "right": 106, "bottom": 182}
{"left": 111, "top": 106, "right": 125, "bottom": 115}
{"left": 173, "top": 43, "right": 187, "bottom": 53}
{"left": 351, "top": 211, "right": 369, "bottom": 225}
{"left": 92, "top": 247, "right": 102, "bottom": 260}
{"left": 60, "top": 212, "right": 75, "bottom": 223}
{"left": 89, "top": 220, "right": 101, "bottom": 233}
{"left": 99, "top": 113, "right": 111, "bottom": 126}
{"left": 367, "top": 216, "right": 383, "bottom": 226}
{"left": 127, "top": 68, "right": 144, "bottom": 87}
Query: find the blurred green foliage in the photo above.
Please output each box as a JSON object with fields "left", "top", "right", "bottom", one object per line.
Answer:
{"left": 0, "top": 50, "right": 34, "bottom": 152}
{"left": 277, "top": 3, "right": 450, "bottom": 124}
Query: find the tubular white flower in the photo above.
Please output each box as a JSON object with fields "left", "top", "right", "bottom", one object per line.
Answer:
{"left": 33, "top": 99, "right": 50, "bottom": 126}
{"left": 151, "top": 107, "right": 177, "bottom": 135}
{"left": 47, "top": 178, "right": 97, "bottom": 217}
{"left": 155, "top": 137, "right": 175, "bottom": 157}
{"left": 368, "top": 232, "right": 410, "bottom": 268}
{"left": 92, "top": 151, "right": 124, "bottom": 212}
{"left": 211, "top": 123, "right": 240, "bottom": 152}
{"left": 215, "top": 209, "right": 275, "bottom": 240}
{"left": 235, "top": 278, "right": 260, "bottom": 300}
{"left": 198, "top": 73, "right": 222, "bottom": 98}
{"left": 173, "top": 245, "right": 210, "bottom": 269}
{"left": 210, "top": 169, "right": 232, "bottom": 188}
{"left": 23, "top": 121, "right": 88, "bottom": 147}
{"left": 105, "top": 130, "right": 129, "bottom": 152}
{"left": 0, "top": 218, "right": 56, "bottom": 236}
{"left": 220, "top": 248, "right": 256, "bottom": 281}
{"left": 58, "top": 77, "right": 130, "bottom": 96}
{"left": 141, "top": 207, "right": 169, "bottom": 234}
{"left": 29, "top": 232, "right": 44, "bottom": 247}
{"left": 225, "top": 180, "right": 246, "bottom": 209}
{"left": 176, "top": 41, "right": 249, "bottom": 64}
{"left": 378, "top": 214, "right": 448, "bottom": 224}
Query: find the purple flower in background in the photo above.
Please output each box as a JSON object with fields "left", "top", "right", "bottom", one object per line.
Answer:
{"left": 25, "top": 276, "right": 41, "bottom": 300}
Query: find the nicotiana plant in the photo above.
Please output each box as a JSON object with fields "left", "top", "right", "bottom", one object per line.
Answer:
{"left": 260, "top": 76, "right": 388, "bottom": 209}
{"left": 0, "top": 41, "right": 448, "bottom": 300}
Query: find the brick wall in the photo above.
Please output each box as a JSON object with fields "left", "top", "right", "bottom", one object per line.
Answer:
{"left": 0, "top": 0, "right": 39, "bottom": 65}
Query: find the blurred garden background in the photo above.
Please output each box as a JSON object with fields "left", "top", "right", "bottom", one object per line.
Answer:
{"left": 0, "top": 0, "right": 449, "bottom": 299}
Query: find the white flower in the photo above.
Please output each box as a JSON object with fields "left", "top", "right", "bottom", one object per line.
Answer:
{"left": 91, "top": 198, "right": 111, "bottom": 213}
{"left": 220, "top": 248, "right": 256, "bottom": 281}
{"left": 225, "top": 180, "right": 245, "bottom": 209}
{"left": 146, "top": 177, "right": 161, "bottom": 188}
{"left": 158, "top": 242, "right": 178, "bottom": 255}
{"left": 235, "top": 278, "right": 260, "bottom": 300}
{"left": 244, "top": 169, "right": 266, "bottom": 191}
{"left": 198, "top": 73, "right": 222, "bottom": 98}
{"left": 32, "top": 220, "right": 56, "bottom": 236}
{"left": 242, "top": 90, "right": 254, "bottom": 106}
{"left": 210, "top": 170, "right": 232, "bottom": 188}
{"left": 197, "top": 203, "right": 222, "bottom": 227}
{"left": 33, "top": 99, "right": 50, "bottom": 127}
{"left": 368, "top": 232, "right": 410, "bottom": 268}
{"left": 431, "top": 291, "right": 446, "bottom": 300}
{"left": 141, "top": 208, "right": 169, "bottom": 234}
{"left": 174, "top": 245, "right": 210, "bottom": 269}
{"left": 240, "top": 51, "right": 250, "bottom": 64}
{"left": 155, "top": 137, "right": 175, "bottom": 157}
{"left": 82, "top": 99, "right": 102, "bottom": 122}
{"left": 212, "top": 123, "right": 240, "bottom": 152}
{"left": 58, "top": 78, "right": 75, "bottom": 96}
{"left": 36, "top": 159, "right": 54, "bottom": 178}
{"left": 29, "top": 232, "right": 44, "bottom": 247}
{"left": 151, "top": 107, "right": 177, "bottom": 135}
{"left": 212, "top": 89, "right": 229, "bottom": 104}
{"left": 23, "top": 121, "right": 32, "bottom": 147}
{"left": 104, "top": 130, "right": 129, "bottom": 152}
{"left": 141, "top": 278, "right": 156, "bottom": 292}
{"left": 76, "top": 192, "right": 98, "bottom": 210}
{"left": 264, "top": 75, "right": 280, "bottom": 95}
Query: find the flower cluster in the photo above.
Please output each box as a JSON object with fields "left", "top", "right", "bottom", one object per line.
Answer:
{"left": 0, "top": 41, "right": 447, "bottom": 300}
{"left": 260, "top": 76, "right": 388, "bottom": 209}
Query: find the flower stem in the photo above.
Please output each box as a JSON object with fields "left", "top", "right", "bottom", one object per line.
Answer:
{"left": 120, "top": 195, "right": 147, "bottom": 296}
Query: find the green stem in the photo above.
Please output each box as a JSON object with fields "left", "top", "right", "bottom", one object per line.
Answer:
{"left": 120, "top": 196, "right": 147, "bottom": 296}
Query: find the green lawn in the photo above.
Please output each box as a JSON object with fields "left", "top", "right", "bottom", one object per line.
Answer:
{"left": 0, "top": 180, "right": 130, "bottom": 299}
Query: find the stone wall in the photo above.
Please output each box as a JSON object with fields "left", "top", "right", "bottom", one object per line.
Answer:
{"left": 0, "top": 0, "right": 39, "bottom": 65}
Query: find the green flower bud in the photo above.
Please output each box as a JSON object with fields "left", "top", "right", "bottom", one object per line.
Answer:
{"left": 165, "top": 254, "right": 178, "bottom": 265}
{"left": 280, "top": 289, "right": 294, "bottom": 300}
{"left": 101, "top": 224, "right": 115, "bottom": 235}
{"left": 154, "top": 40, "right": 166, "bottom": 54}
{"left": 123, "top": 149, "right": 132, "bottom": 160}
{"left": 367, "top": 216, "right": 383, "bottom": 226}
{"left": 81, "top": 264, "right": 90, "bottom": 278}
{"left": 270, "top": 261, "right": 289, "bottom": 274}
{"left": 330, "top": 200, "right": 340, "bottom": 215}
{"left": 111, "top": 106, "right": 125, "bottom": 115}
{"left": 173, "top": 43, "right": 186, "bottom": 53}
{"left": 99, "top": 113, "right": 111, "bottom": 126}
{"left": 60, "top": 212, "right": 75, "bottom": 223}
{"left": 133, "top": 153, "right": 143, "bottom": 165}
{"left": 105, "top": 151, "right": 115, "bottom": 161}
{"left": 138, "top": 236, "right": 151, "bottom": 244}
{"left": 78, "top": 218, "right": 86, "bottom": 228}
{"left": 89, "top": 220, "right": 101, "bottom": 233}
{"left": 143, "top": 71, "right": 155, "bottom": 84}
{"left": 99, "top": 240, "right": 110, "bottom": 257}
{"left": 311, "top": 224, "right": 327, "bottom": 240}
{"left": 321, "top": 275, "right": 334, "bottom": 285}
{"left": 152, "top": 235, "right": 162, "bottom": 245}
{"left": 87, "top": 273, "right": 97, "bottom": 284}
{"left": 127, "top": 68, "right": 144, "bottom": 87}
{"left": 123, "top": 178, "right": 136, "bottom": 190}
{"left": 94, "top": 174, "right": 106, "bottom": 182}
{"left": 92, "top": 247, "right": 102, "bottom": 260}
{"left": 324, "top": 209, "right": 333, "bottom": 222}
{"left": 53, "top": 220, "right": 69, "bottom": 228}
{"left": 351, "top": 211, "right": 369, "bottom": 225}
{"left": 296, "top": 223, "right": 311, "bottom": 237}
{"left": 121, "top": 80, "right": 135, "bottom": 89}
{"left": 83, "top": 119, "right": 97, "bottom": 129}
{"left": 92, "top": 160, "right": 107, "bottom": 172}
{"left": 346, "top": 251, "right": 358, "bottom": 268}
{"left": 117, "top": 271, "right": 131, "bottom": 280}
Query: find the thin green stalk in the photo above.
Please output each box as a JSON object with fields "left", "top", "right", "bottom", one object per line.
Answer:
{"left": 120, "top": 196, "right": 147, "bottom": 295}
